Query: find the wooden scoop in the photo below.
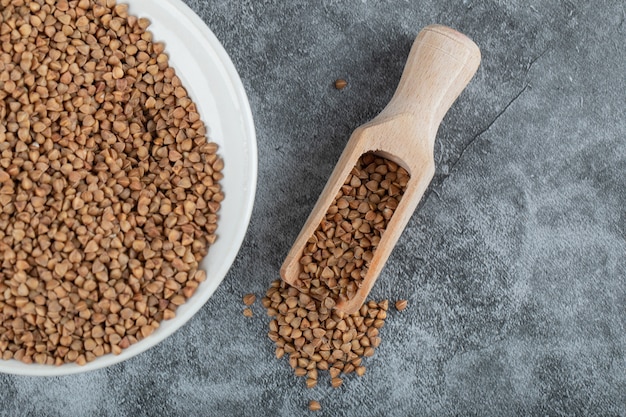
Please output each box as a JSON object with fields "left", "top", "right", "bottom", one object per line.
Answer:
{"left": 280, "top": 25, "right": 481, "bottom": 314}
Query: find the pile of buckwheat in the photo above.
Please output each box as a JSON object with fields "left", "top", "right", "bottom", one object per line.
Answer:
{"left": 263, "top": 279, "right": 387, "bottom": 389}
{"left": 0, "top": 0, "right": 222, "bottom": 365}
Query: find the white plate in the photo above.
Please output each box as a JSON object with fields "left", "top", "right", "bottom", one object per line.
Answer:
{"left": 0, "top": 0, "right": 257, "bottom": 376}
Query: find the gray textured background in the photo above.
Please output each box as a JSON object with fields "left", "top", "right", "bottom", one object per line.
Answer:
{"left": 2, "top": 0, "right": 626, "bottom": 416}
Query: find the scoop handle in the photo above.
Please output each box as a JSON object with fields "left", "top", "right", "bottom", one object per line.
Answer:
{"left": 380, "top": 25, "right": 481, "bottom": 138}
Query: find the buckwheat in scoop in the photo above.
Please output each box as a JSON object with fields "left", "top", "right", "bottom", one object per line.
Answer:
{"left": 293, "top": 152, "right": 409, "bottom": 304}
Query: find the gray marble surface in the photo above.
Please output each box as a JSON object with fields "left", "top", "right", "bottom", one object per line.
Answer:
{"left": 2, "top": 0, "right": 626, "bottom": 416}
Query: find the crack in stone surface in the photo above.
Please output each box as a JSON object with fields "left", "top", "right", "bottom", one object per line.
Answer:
{"left": 436, "top": 46, "right": 550, "bottom": 191}
{"left": 526, "top": 47, "right": 551, "bottom": 74}
{"left": 445, "top": 83, "right": 529, "bottom": 177}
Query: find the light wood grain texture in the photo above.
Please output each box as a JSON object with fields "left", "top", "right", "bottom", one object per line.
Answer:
{"left": 280, "top": 25, "right": 481, "bottom": 314}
